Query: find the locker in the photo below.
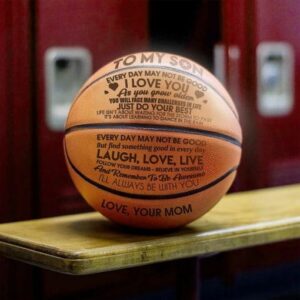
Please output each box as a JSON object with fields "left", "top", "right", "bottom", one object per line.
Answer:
{"left": 1, "top": 2, "right": 149, "bottom": 299}
{"left": 0, "top": 0, "right": 33, "bottom": 221}
{"left": 222, "top": 0, "right": 254, "bottom": 191}
{"left": 223, "top": 0, "right": 300, "bottom": 190}
{"left": 0, "top": 5, "right": 13, "bottom": 299}
{"left": 253, "top": 0, "right": 300, "bottom": 188}
{"left": 217, "top": 1, "right": 300, "bottom": 297}
{"left": 0, "top": 2, "right": 35, "bottom": 300}
{"left": 0, "top": 0, "right": 10, "bottom": 222}
{"left": 35, "top": 0, "right": 149, "bottom": 217}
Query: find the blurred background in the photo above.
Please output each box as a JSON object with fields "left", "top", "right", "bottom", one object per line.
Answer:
{"left": 1, "top": 0, "right": 300, "bottom": 299}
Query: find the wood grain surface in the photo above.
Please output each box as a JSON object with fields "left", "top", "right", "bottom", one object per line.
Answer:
{"left": 0, "top": 184, "right": 300, "bottom": 275}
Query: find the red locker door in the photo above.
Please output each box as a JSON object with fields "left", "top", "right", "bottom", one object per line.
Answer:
{"left": 222, "top": 0, "right": 256, "bottom": 191}
{"left": 253, "top": 0, "right": 300, "bottom": 188}
{"left": 0, "top": 3, "right": 35, "bottom": 300}
{"left": 0, "top": 0, "right": 33, "bottom": 222}
{"left": 0, "top": 1, "right": 10, "bottom": 222}
{"left": 35, "top": 0, "right": 149, "bottom": 217}
{"left": 0, "top": 4, "right": 12, "bottom": 298}
{"left": 220, "top": 0, "right": 300, "bottom": 293}
{"left": 224, "top": 0, "right": 300, "bottom": 190}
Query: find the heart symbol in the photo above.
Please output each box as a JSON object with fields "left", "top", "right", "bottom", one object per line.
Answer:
{"left": 109, "top": 82, "right": 118, "bottom": 91}
{"left": 104, "top": 90, "right": 109, "bottom": 94}
{"left": 195, "top": 90, "right": 204, "bottom": 98}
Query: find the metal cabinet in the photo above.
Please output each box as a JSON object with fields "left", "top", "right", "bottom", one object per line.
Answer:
{"left": 223, "top": 0, "right": 300, "bottom": 190}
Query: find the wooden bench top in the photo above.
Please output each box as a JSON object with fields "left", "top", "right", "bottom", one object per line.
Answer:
{"left": 1, "top": 184, "right": 300, "bottom": 275}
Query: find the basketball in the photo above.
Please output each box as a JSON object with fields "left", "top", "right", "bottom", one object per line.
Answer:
{"left": 64, "top": 52, "right": 242, "bottom": 229}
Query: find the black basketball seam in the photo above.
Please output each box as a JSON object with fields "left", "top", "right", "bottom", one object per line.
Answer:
{"left": 65, "top": 123, "right": 242, "bottom": 147}
{"left": 65, "top": 143, "right": 238, "bottom": 200}
{"left": 70, "top": 65, "right": 239, "bottom": 120}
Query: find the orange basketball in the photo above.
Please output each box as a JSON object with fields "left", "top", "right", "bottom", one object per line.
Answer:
{"left": 64, "top": 52, "right": 242, "bottom": 229}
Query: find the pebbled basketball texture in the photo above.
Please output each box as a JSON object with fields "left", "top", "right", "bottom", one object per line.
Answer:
{"left": 64, "top": 52, "right": 242, "bottom": 229}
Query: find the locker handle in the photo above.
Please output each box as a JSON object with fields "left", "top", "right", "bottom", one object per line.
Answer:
{"left": 45, "top": 47, "right": 92, "bottom": 131}
{"left": 257, "top": 42, "right": 294, "bottom": 117}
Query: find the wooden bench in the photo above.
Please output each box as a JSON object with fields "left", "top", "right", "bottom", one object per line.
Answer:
{"left": 1, "top": 184, "right": 300, "bottom": 278}
{"left": 2, "top": 184, "right": 300, "bottom": 299}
